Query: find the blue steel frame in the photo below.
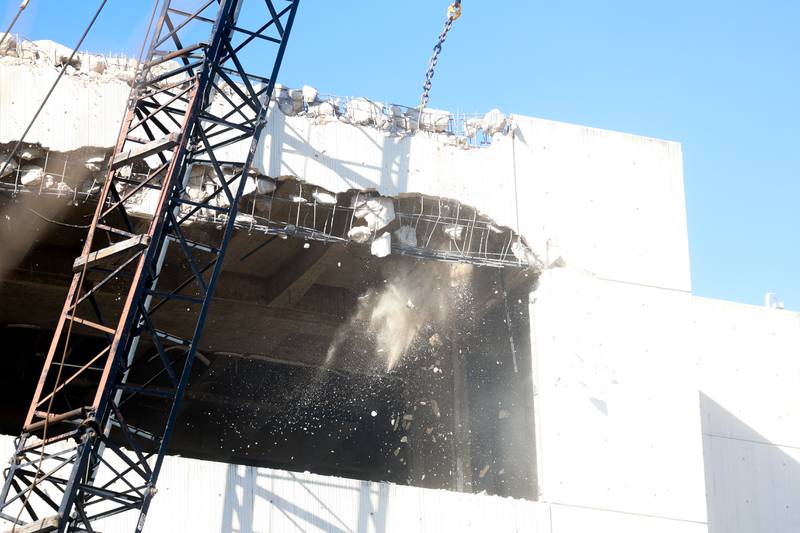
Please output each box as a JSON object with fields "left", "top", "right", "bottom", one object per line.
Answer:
{"left": 0, "top": 1, "right": 299, "bottom": 531}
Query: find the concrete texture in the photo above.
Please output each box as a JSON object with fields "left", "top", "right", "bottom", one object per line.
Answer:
{"left": 1, "top": 38, "right": 798, "bottom": 533}
{"left": 0, "top": 434, "right": 707, "bottom": 533}
{"left": 0, "top": 61, "right": 129, "bottom": 151}
{"left": 530, "top": 268, "right": 706, "bottom": 524}
{"left": 0, "top": 43, "right": 690, "bottom": 290}
{"left": 694, "top": 298, "right": 800, "bottom": 533}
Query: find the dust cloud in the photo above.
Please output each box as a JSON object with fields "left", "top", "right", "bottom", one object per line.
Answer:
{"left": 325, "top": 261, "right": 474, "bottom": 373}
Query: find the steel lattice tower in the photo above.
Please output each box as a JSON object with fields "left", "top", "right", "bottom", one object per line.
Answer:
{"left": 0, "top": 1, "right": 299, "bottom": 531}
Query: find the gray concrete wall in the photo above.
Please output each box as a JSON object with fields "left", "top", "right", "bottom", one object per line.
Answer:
{"left": 0, "top": 56, "right": 691, "bottom": 292}
{"left": 694, "top": 297, "right": 800, "bottom": 533}
{"left": 529, "top": 268, "right": 707, "bottom": 529}
{"left": 0, "top": 434, "right": 706, "bottom": 533}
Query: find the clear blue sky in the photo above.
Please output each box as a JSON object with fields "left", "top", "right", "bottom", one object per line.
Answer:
{"left": 5, "top": 0, "right": 798, "bottom": 309}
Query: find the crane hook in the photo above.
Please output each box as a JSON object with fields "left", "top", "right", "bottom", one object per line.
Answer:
{"left": 448, "top": 1, "right": 462, "bottom": 21}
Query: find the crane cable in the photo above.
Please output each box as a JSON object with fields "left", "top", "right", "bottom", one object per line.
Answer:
{"left": 419, "top": 1, "right": 461, "bottom": 110}
{"left": 0, "top": 0, "right": 30, "bottom": 54}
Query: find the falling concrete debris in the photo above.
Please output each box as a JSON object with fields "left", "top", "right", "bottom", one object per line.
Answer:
{"left": 430, "top": 400, "right": 441, "bottom": 418}
{"left": 370, "top": 232, "right": 392, "bottom": 258}
{"left": 428, "top": 334, "right": 443, "bottom": 349}
{"left": 353, "top": 195, "right": 396, "bottom": 231}
{"left": 347, "top": 226, "right": 372, "bottom": 244}
{"left": 324, "top": 261, "right": 471, "bottom": 372}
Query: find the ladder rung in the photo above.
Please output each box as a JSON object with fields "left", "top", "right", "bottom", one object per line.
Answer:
{"left": 187, "top": 159, "right": 243, "bottom": 166}
{"left": 18, "top": 429, "right": 80, "bottom": 453}
{"left": 112, "top": 176, "right": 163, "bottom": 190}
{"left": 152, "top": 329, "right": 190, "bottom": 346}
{"left": 166, "top": 234, "right": 219, "bottom": 253}
{"left": 96, "top": 224, "right": 138, "bottom": 239}
{"left": 2, "top": 515, "right": 59, "bottom": 533}
{"left": 65, "top": 315, "right": 116, "bottom": 335}
{"left": 73, "top": 234, "right": 151, "bottom": 272}
{"left": 110, "top": 132, "right": 180, "bottom": 170}
{"left": 25, "top": 407, "right": 89, "bottom": 433}
{"left": 115, "top": 384, "right": 175, "bottom": 400}
{"left": 145, "top": 290, "right": 203, "bottom": 304}
{"left": 109, "top": 419, "right": 159, "bottom": 442}
{"left": 145, "top": 43, "right": 205, "bottom": 69}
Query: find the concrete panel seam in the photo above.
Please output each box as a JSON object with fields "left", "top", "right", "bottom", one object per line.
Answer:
{"left": 546, "top": 501, "right": 708, "bottom": 525}
{"left": 704, "top": 432, "right": 800, "bottom": 451}
{"left": 595, "top": 275, "right": 692, "bottom": 294}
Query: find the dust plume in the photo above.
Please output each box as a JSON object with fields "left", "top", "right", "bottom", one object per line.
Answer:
{"left": 325, "top": 261, "right": 474, "bottom": 373}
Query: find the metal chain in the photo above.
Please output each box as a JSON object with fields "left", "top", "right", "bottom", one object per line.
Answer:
{"left": 420, "top": 8, "right": 458, "bottom": 110}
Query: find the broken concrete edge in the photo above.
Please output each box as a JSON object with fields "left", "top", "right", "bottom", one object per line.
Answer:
{"left": 0, "top": 146, "right": 547, "bottom": 271}
{"left": 0, "top": 35, "right": 510, "bottom": 145}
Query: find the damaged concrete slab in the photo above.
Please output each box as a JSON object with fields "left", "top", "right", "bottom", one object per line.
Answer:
{"left": 1, "top": 28, "right": 746, "bottom": 533}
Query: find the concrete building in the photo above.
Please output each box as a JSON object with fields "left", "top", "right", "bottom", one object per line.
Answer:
{"left": 0, "top": 37, "right": 797, "bottom": 533}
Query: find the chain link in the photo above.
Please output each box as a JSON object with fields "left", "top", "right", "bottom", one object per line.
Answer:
{"left": 420, "top": 14, "right": 456, "bottom": 110}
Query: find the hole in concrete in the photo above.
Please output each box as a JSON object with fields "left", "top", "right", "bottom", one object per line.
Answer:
{"left": 0, "top": 179, "right": 539, "bottom": 500}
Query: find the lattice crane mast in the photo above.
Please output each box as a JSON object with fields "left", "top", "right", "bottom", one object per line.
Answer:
{"left": 0, "top": 1, "right": 298, "bottom": 531}
{"left": 0, "top": 0, "right": 469, "bottom": 531}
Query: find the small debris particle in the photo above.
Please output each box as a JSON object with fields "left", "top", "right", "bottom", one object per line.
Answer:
{"left": 479, "top": 465, "right": 491, "bottom": 478}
